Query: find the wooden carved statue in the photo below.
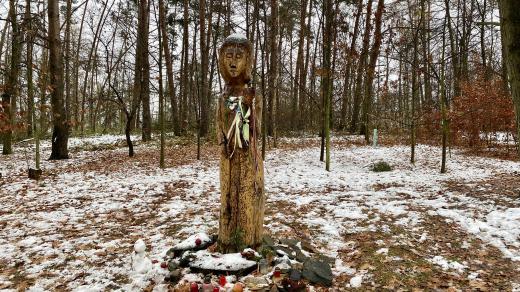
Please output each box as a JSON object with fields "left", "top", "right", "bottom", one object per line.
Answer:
{"left": 216, "top": 34, "right": 264, "bottom": 253}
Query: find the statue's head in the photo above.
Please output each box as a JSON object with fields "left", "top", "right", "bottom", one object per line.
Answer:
{"left": 218, "top": 34, "right": 253, "bottom": 86}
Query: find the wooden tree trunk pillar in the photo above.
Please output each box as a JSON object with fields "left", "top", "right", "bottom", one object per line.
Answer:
{"left": 216, "top": 34, "right": 265, "bottom": 253}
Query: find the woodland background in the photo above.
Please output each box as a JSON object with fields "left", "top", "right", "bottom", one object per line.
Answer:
{"left": 2, "top": 0, "right": 520, "bottom": 290}
{"left": 0, "top": 0, "right": 518, "bottom": 164}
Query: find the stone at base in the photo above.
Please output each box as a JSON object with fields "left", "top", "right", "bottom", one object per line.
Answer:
{"left": 28, "top": 168, "right": 42, "bottom": 180}
{"left": 302, "top": 259, "right": 333, "bottom": 287}
{"left": 165, "top": 269, "right": 181, "bottom": 283}
{"left": 244, "top": 276, "right": 270, "bottom": 291}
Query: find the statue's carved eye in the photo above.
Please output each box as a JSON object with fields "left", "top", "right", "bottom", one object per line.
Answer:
{"left": 236, "top": 53, "right": 242, "bottom": 59}
{"left": 226, "top": 53, "right": 233, "bottom": 58}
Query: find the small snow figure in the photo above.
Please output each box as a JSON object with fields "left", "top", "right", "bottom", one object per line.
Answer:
{"left": 132, "top": 239, "right": 152, "bottom": 274}
{"left": 134, "top": 239, "right": 146, "bottom": 253}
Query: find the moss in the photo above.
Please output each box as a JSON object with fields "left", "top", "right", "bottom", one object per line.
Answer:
{"left": 371, "top": 161, "right": 392, "bottom": 172}
{"left": 231, "top": 228, "right": 246, "bottom": 251}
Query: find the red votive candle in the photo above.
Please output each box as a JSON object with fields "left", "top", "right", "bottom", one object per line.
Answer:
{"left": 190, "top": 282, "right": 199, "bottom": 292}
{"left": 273, "top": 268, "right": 281, "bottom": 278}
{"left": 219, "top": 275, "right": 227, "bottom": 286}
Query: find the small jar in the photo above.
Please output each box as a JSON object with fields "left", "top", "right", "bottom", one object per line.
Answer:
{"left": 258, "top": 259, "right": 268, "bottom": 274}
{"left": 201, "top": 283, "right": 213, "bottom": 292}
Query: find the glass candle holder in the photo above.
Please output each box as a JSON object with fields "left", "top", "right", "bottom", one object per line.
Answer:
{"left": 258, "top": 259, "right": 268, "bottom": 274}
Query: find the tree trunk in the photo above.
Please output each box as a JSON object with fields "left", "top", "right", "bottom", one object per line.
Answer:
{"left": 421, "top": 0, "right": 432, "bottom": 106}
{"left": 340, "top": 0, "right": 363, "bottom": 130}
{"left": 39, "top": 51, "right": 49, "bottom": 136}
{"left": 48, "top": 0, "right": 69, "bottom": 159}
{"left": 132, "top": 1, "right": 146, "bottom": 139}
{"left": 158, "top": 15, "right": 165, "bottom": 168}
{"left": 350, "top": 0, "right": 373, "bottom": 133}
{"left": 217, "top": 86, "right": 264, "bottom": 253}
{"left": 0, "top": 17, "right": 8, "bottom": 65}
{"left": 199, "top": 0, "right": 210, "bottom": 137}
{"left": 267, "top": 0, "right": 278, "bottom": 139}
{"left": 323, "top": 0, "right": 333, "bottom": 171}
{"left": 445, "top": 0, "right": 461, "bottom": 98}
{"left": 64, "top": 0, "right": 72, "bottom": 125}
{"left": 73, "top": 0, "right": 89, "bottom": 131}
{"left": 2, "top": 0, "right": 22, "bottom": 155}
{"left": 301, "top": 0, "right": 313, "bottom": 132}
{"left": 440, "top": 27, "right": 449, "bottom": 173}
{"left": 360, "top": 0, "right": 384, "bottom": 142}
{"left": 159, "top": 0, "right": 180, "bottom": 136}
{"left": 25, "top": 0, "right": 35, "bottom": 137}
{"left": 292, "top": 0, "right": 307, "bottom": 131}
{"left": 140, "top": 0, "right": 152, "bottom": 142}
{"left": 260, "top": 5, "right": 267, "bottom": 159}
{"left": 498, "top": 0, "right": 520, "bottom": 157}
{"left": 180, "top": 0, "right": 190, "bottom": 134}
{"left": 410, "top": 34, "right": 419, "bottom": 164}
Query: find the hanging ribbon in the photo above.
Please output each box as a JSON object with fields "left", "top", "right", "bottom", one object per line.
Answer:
{"left": 225, "top": 95, "right": 251, "bottom": 158}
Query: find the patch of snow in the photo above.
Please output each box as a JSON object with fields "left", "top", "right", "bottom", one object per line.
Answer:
{"left": 173, "top": 233, "right": 211, "bottom": 250}
{"left": 428, "top": 255, "right": 467, "bottom": 273}
{"left": 296, "top": 242, "right": 311, "bottom": 257}
{"left": 73, "top": 285, "right": 103, "bottom": 292}
{"left": 188, "top": 250, "right": 256, "bottom": 271}
{"left": 350, "top": 274, "right": 363, "bottom": 288}
{"left": 225, "top": 33, "right": 248, "bottom": 42}
{"left": 468, "top": 272, "right": 479, "bottom": 280}
{"left": 334, "top": 259, "right": 356, "bottom": 276}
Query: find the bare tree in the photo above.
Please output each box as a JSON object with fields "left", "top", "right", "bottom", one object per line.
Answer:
{"left": 48, "top": 0, "right": 69, "bottom": 159}
{"left": 159, "top": 0, "right": 180, "bottom": 135}
{"left": 498, "top": 0, "right": 520, "bottom": 157}
{"left": 1, "top": 0, "right": 23, "bottom": 155}
{"left": 139, "top": 0, "right": 152, "bottom": 142}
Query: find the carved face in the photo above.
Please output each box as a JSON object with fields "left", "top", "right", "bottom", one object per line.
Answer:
{"left": 222, "top": 45, "right": 247, "bottom": 79}
{"left": 218, "top": 39, "right": 252, "bottom": 86}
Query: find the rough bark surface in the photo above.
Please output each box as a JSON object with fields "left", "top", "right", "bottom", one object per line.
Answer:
{"left": 48, "top": 0, "right": 69, "bottom": 159}
{"left": 216, "top": 87, "right": 264, "bottom": 253}
{"left": 498, "top": 0, "right": 520, "bottom": 157}
{"left": 140, "top": 0, "right": 152, "bottom": 141}
{"left": 350, "top": 0, "right": 373, "bottom": 133}
{"left": 159, "top": 0, "right": 179, "bottom": 136}
{"left": 2, "top": 0, "right": 22, "bottom": 155}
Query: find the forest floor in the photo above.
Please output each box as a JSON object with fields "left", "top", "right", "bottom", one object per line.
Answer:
{"left": 1, "top": 134, "right": 520, "bottom": 291}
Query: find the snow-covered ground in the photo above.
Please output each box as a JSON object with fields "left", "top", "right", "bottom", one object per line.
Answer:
{"left": 479, "top": 131, "right": 517, "bottom": 145}
{"left": 0, "top": 135, "right": 519, "bottom": 290}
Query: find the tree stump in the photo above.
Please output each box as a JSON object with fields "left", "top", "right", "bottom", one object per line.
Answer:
{"left": 216, "top": 34, "right": 265, "bottom": 253}
{"left": 28, "top": 168, "right": 42, "bottom": 180}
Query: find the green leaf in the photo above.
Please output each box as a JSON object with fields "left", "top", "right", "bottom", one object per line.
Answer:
{"left": 243, "top": 124, "right": 250, "bottom": 141}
